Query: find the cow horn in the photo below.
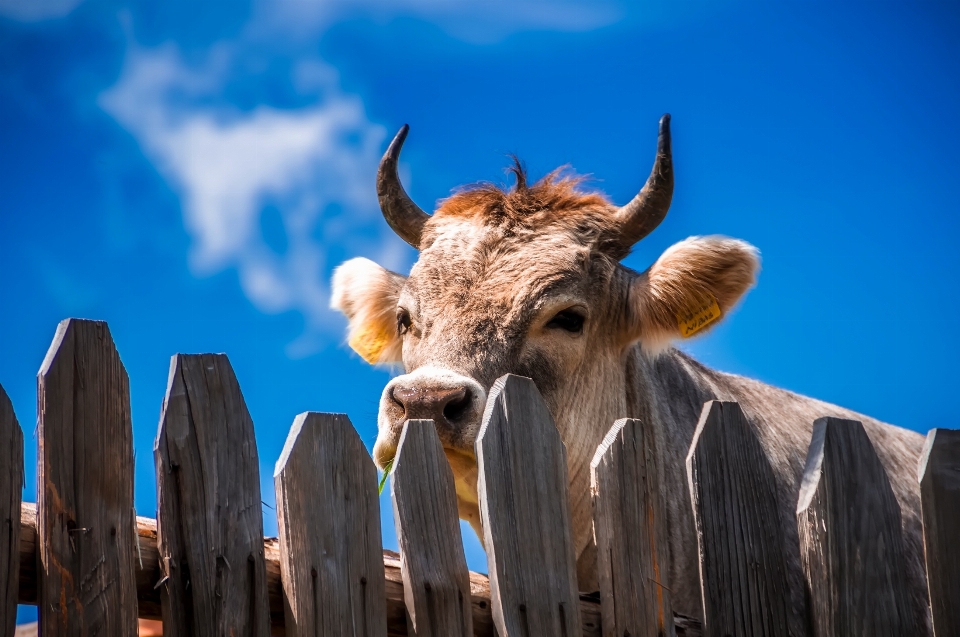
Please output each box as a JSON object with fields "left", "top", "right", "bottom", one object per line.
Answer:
{"left": 613, "top": 114, "right": 674, "bottom": 250}
{"left": 377, "top": 124, "right": 430, "bottom": 249}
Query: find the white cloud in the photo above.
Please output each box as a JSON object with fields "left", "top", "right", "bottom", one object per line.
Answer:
{"left": 98, "top": 0, "right": 620, "bottom": 356}
{"left": 0, "top": 0, "right": 85, "bottom": 21}
{"left": 100, "top": 44, "right": 405, "bottom": 356}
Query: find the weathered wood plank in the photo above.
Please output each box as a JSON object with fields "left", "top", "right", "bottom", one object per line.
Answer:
{"left": 685, "top": 400, "right": 801, "bottom": 637}
{"left": 797, "top": 416, "right": 920, "bottom": 636}
{"left": 918, "top": 428, "right": 960, "bottom": 637}
{"left": 155, "top": 353, "right": 270, "bottom": 636}
{"left": 37, "top": 319, "right": 138, "bottom": 635}
{"left": 273, "top": 412, "right": 387, "bottom": 636}
{"left": 392, "top": 419, "right": 473, "bottom": 636}
{"left": 476, "top": 374, "right": 582, "bottom": 637}
{"left": 1, "top": 384, "right": 23, "bottom": 637}
{"left": 18, "top": 501, "right": 692, "bottom": 636}
{"left": 591, "top": 418, "right": 673, "bottom": 637}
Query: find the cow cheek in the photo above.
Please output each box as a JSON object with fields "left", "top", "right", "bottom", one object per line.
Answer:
{"left": 516, "top": 339, "right": 585, "bottom": 398}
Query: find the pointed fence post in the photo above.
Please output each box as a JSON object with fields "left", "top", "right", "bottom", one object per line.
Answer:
{"left": 36, "top": 319, "right": 139, "bottom": 635}
{"left": 1, "top": 384, "right": 23, "bottom": 637}
{"left": 391, "top": 419, "right": 474, "bottom": 637}
{"left": 476, "top": 374, "right": 581, "bottom": 637}
{"left": 273, "top": 412, "right": 388, "bottom": 636}
{"left": 686, "top": 400, "right": 801, "bottom": 637}
{"left": 591, "top": 418, "right": 674, "bottom": 637}
{"left": 797, "top": 417, "right": 921, "bottom": 636}
{"left": 918, "top": 428, "right": 960, "bottom": 637}
{"left": 155, "top": 354, "right": 270, "bottom": 637}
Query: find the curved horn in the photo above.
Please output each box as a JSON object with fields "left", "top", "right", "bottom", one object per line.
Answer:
{"left": 612, "top": 114, "right": 674, "bottom": 250}
{"left": 377, "top": 125, "right": 430, "bottom": 249}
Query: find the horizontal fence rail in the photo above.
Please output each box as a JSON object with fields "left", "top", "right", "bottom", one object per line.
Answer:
{"left": 14, "top": 503, "right": 604, "bottom": 636}
{"left": 6, "top": 317, "right": 960, "bottom": 637}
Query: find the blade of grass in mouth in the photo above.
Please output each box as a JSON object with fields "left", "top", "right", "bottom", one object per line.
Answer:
{"left": 378, "top": 459, "right": 394, "bottom": 495}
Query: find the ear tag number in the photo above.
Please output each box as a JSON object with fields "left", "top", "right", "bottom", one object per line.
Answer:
{"left": 349, "top": 322, "right": 392, "bottom": 363}
{"left": 676, "top": 294, "right": 722, "bottom": 338}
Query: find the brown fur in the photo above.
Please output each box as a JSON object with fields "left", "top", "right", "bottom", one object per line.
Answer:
{"left": 423, "top": 166, "right": 628, "bottom": 256}
{"left": 632, "top": 236, "right": 760, "bottom": 352}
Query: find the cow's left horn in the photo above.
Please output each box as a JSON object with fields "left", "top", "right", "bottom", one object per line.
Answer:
{"left": 378, "top": 124, "right": 430, "bottom": 249}
{"left": 612, "top": 114, "right": 674, "bottom": 250}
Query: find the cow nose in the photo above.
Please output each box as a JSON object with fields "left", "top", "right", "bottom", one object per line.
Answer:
{"left": 391, "top": 385, "right": 473, "bottom": 424}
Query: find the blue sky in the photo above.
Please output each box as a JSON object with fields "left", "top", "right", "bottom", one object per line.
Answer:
{"left": 2, "top": 0, "right": 959, "bottom": 623}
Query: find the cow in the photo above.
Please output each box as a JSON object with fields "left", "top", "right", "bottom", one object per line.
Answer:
{"left": 330, "top": 116, "right": 931, "bottom": 633}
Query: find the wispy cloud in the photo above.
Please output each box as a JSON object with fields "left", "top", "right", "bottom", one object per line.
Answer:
{"left": 100, "top": 43, "right": 404, "bottom": 356}
{"left": 98, "top": 1, "right": 618, "bottom": 356}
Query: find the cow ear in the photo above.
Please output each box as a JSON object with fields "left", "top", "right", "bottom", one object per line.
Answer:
{"left": 331, "top": 257, "right": 406, "bottom": 364}
{"left": 630, "top": 236, "right": 759, "bottom": 353}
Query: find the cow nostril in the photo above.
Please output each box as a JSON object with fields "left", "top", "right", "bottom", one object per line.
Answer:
{"left": 391, "top": 387, "right": 415, "bottom": 417}
{"left": 443, "top": 387, "right": 471, "bottom": 422}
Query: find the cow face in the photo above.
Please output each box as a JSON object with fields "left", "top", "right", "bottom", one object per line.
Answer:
{"left": 331, "top": 117, "right": 759, "bottom": 547}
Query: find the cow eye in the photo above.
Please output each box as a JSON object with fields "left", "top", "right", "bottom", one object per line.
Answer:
{"left": 546, "top": 309, "right": 585, "bottom": 334}
{"left": 397, "top": 308, "right": 412, "bottom": 335}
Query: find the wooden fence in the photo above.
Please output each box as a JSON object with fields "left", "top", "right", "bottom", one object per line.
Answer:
{"left": 1, "top": 318, "right": 958, "bottom": 636}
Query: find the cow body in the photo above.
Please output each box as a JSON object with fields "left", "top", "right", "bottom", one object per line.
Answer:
{"left": 331, "top": 118, "right": 932, "bottom": 633}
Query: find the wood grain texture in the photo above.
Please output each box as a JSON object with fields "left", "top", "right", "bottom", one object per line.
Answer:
{"left": 685, "top": 401, "right": 801, "bottom": 637}
{"left": 391, "top": 419, "right": 473, "bottom": 637}
{"left": 18, "top": 503, "right": 694, "bottom": 635}
{"left": 0, "top": 384, "right": 23, "bottom": 637}
{"left": 273, "top": 412, "right": 388, "bottom": 636}
{"left": 476, "top": 374, "right": 582, "bottom": 637}
{"left": 37, "top": 319, "right": 138, "bottom": 636}
{"left": 918, "top": 428, "right": 960, "bottom": 637}
{"left": 591, "top": 418, "right": 673, "bottom": 637}
{"left": 797, "top": 417, "right": 921, "bottom": 636}
{"left": 155, "top": 353, "right": 270, "bottom": 637}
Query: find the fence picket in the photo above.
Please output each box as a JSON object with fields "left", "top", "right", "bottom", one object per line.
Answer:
{"left": 36, "top": 319, "right": 138, "bottom": 635}
{"left": 1, "top": 384, "right": 23, "bottom": 637}
{"left": 797, "top": 417, "right": 921, "bottom": 636}
{"left": 391, "top": 419, "right": 473, "bottom": 637}
{"left": 155, "top": 353, "right": 270, "bottom": 636}
{"left": 476, "top": 374, "right": 581, "bottom": 637}
{"left": 685, "top": 400, "right": 800, "bottom": 637}
{"left": 591, "top": 418, "right": 673, "bottom": 637}
{"left": 273, "top": 412, "right": 388, "bottom": 636}
{"left": 918, "top": 428, "right": 960, "bottom": 636}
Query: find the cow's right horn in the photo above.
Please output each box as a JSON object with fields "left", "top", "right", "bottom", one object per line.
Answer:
{"left": 377, "top": 125, "right": 430, "bottom": 249}
{"left": 611, "top": 114, "right": 674, "bottom": 253}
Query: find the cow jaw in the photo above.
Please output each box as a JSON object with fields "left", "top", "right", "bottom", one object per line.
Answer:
{"left": 445, "top": 446, "right": 482, "bottom": 536}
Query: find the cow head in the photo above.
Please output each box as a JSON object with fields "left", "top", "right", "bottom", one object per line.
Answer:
{"left": 331, "top": 116, "right": 759, "bottom": 579}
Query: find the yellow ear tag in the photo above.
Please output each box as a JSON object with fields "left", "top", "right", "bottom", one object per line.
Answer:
{"left": 676, "top": 294, "right": 722, "bottom": 338}
{"left": 349, "top": 322, "right": 392, "bottom": 364}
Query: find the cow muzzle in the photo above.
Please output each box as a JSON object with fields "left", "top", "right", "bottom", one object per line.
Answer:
{"left": 374, "top": 366, "right": 487, "bottom": 468}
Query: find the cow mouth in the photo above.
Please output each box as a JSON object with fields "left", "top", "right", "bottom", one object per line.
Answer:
{"left": 374, "top": 438, "right": 477, "bottom": 478}
{"left": 373, "top": 436, "right": 480, "bottom": 521}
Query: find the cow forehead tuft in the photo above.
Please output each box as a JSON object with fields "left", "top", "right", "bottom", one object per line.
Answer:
{"left": 436, "top": 165, "right": 612, "bottom": 220}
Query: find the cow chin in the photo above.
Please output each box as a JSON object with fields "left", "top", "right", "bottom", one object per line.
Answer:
{"left": 374, "top": 366, "right": 487, "bottom": 537}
